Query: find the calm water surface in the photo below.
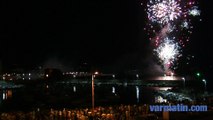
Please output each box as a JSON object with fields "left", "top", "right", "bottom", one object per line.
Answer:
{"left": 0, "top": 80, "right": 173, "bottom": 111}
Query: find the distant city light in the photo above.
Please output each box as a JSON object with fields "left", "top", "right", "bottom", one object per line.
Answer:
{"left": 112, "top": 74, "right": 115, "bottom": 78}
{"left": 136, "top": 74, "right": 139, "bottom": 78}
{"left": 196, "top": 72, "right": 200, "bottom": 77}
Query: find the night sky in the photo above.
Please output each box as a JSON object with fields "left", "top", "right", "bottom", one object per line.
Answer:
{"left": 0, "top": 0, "right": 212, "bottom": 76}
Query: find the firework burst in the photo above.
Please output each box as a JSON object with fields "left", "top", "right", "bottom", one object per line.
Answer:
{"left": 147, "top": 0, "right": 182, "bottom": 25}
{"left": 154, "top": 37, "right": 181, "bottom": 67}
{"left": 143, "top": 0, "right": 200, "bottom": 73}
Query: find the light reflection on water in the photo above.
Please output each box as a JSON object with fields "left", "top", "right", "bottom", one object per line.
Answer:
{"left": 73, "top": 86, "right": 76, "bottom": 92}
{"left": 136, "top": 86, "right": 139, "bottom": 103}
{"left": 151, "top": 87, "right": 172, "bottom": 91}
{"left": 147, "top": 76, "right": 182, "bottom": 80}
{"left": 0, "top": 89, "right": 13, "bottom": 103}
{"left": 112, "top": 86, "right": 115, "bottom": 94}
{"left": 0, "top": 85, "right": 173, "bottom": 110}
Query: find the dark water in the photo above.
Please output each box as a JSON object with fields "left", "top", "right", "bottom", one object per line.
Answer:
{"left": 0, "top": 81, "right": 172, "bottom": 111}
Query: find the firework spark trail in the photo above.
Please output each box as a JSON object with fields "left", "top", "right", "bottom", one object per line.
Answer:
{"left": 144, "top": 0, "right": 200, "bottom": 74}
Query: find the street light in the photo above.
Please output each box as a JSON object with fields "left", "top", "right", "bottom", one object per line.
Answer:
{"left": 182, "top": 77, "right": 185, "bottom": 88}
{"left": 202, "top": 79, "right": 207, "bottom": 91}
{"left": 92, "top": 71, "right": 98, "bottom": 116}
{"left": 112, "top": 74, "right": 115, "bottom": 79}
{"left": 136, "top": 74, "right": 139, "bottom": 80}
{"left": 196, "top": 72, "right": 201, "bottom": 77}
